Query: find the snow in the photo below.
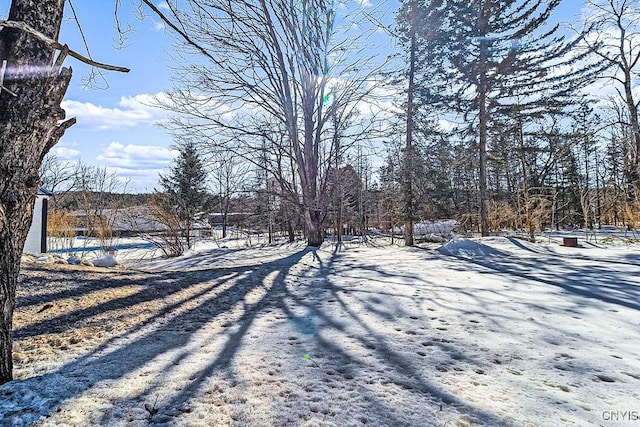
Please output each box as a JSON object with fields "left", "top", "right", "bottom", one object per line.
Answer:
{"left": 414, "top": 219, "right": 458, "bottom": 237}
{"left": 3, "top": 236, "right": 640, "bottom": 426}
{"left": 91, "top": 255, "right": 118, "bottom": 268}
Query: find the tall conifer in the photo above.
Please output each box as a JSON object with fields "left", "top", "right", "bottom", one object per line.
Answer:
{"left": 398, "top": 0, "right": 603, "bottom": 235}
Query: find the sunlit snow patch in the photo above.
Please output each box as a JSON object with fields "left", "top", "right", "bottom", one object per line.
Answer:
{"left": 436, "top": 238, "right": 510, "bottom": 258}
{"left": 92, "top": 255, "right": 118, "bottom": 268}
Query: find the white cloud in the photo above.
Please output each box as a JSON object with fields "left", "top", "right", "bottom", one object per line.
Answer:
{"left": 94, "top": 142, "right": 180, "bottom": 192}
{"left": 149, "top": 3, "right": 168, "bottom": 31}
{"left": 97, "top": 142, "right": 179, "bottom": 170}
{"left": 51, "top": 146, "right": 81, "bottom": 160}
{"left": 61, "top": 93, "right": 171, "bottom": 131}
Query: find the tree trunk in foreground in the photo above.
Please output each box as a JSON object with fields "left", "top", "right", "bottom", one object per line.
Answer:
{"left": 477, "top": 13, "right": 490, "bottom": 238}
{"left": 0, "top": 0, "right": 73, "bottom": 384}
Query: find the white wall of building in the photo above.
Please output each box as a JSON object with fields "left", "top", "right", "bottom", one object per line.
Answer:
{"left": 24, "top": 194, "right": 48, "bottom": 254}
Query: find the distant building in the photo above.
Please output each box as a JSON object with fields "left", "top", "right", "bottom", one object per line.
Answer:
{"left": 24, "top": 189, "right": 51, "bottom": 254}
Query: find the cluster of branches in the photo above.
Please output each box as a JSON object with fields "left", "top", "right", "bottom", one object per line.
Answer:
{"left": 149, "top": 0, "right": 390, "bottom": 246}
{"left": 385, "top": 0, "right": 640, "bottom": 240}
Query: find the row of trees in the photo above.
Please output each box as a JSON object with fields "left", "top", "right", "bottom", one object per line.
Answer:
{"left": 43, "top": 0, "right": 639, "bottom": 250}
{"left": 41, "top": 0, "right": 640, "bottom": 251}
{"left": 149, "top": 0, "right": 640, "bottom": 245}
{"left": 391, "top": 0, "right": 637, "bottom": 241}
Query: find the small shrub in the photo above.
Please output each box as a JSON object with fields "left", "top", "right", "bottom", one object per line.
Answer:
{"left": 47, "top": 210, "right": 78, "bottom": 253}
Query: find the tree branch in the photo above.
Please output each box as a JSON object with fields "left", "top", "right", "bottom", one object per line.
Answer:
{"left": 0, "top": 19, "right": 130, "bottom": 73}
{"left": 139, "top": 0, "right": 216, "bottom": 63}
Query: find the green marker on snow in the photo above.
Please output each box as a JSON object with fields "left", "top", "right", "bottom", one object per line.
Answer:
{"left": 303, "top": 354, "right": 320, "bottom": 367}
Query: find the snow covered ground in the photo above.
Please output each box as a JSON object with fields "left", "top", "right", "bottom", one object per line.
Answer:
{"left": 3, "top": 236, "right": 640, "bottom": 426}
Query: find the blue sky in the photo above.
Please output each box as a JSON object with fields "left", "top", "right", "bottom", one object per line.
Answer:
{"left": 1, "top": 1, "right": 582, "bottom": 193}
{"left": 55, "top": 2, "right": 178, "bottom": 193}
{"left": 2, "top": 1, "right": 178, "bottom": 192}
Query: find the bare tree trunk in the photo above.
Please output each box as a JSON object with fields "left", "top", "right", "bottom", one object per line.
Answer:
{"left": 305, "top": 208, "right": 323, "bottom": 247}
{"left": 0, "top": 0, "right": 73, "bottom": 384}
{"left": 581, "top": 188, "right": 591, "bottom": 241}
{"left": 623, "top": 67, "right": 640, "bottom": 198}
{"left": 0, "top": 232, "right": 25, "bottom": 384}
{"left": 478, "top": 16, "right": 490, "bottom": 238}
{"left": 287, "top": 218, "right": 295, "bottom": 243}
{"left": 403, "top": 30, "right": 417, "bottom": 246}
{"left": 222, "top": 204, "right": 228, "bottom": 239}
{"left": 185, "top": 220, "right": 192, "bottom": 249}
{"left": 336, "top": 201, "right": 343, "bottom": 243}
{"left": 267, "top": 184, "right": 273, "bottom": 244}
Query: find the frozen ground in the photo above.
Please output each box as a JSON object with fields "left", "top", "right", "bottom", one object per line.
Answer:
{"left": 3, "top": 236, "right": 640, "bottom": 426}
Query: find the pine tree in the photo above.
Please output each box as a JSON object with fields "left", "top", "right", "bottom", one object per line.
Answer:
{"left": 395, "top": 0, "right": 449, "bottom": 244}
{"left": 158, "top": 142, "right": 213, "bottom": 249}
{"left": 399, "top": 0, "right": 603, "bottom": 236}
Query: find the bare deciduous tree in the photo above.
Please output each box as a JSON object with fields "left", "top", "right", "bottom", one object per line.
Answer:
{"left": 145, "top": 0, "right": 387, "bottom": 246}
{"left": 210, "top": 151, "right": 250, "bottom": 239}
{"left": 39, "top": 152, "right": 75, "bottom": 200}
{"left": 73, "top": 162, "right": 128, "bottom": 253}
{"left": 582, "top": 0, "right": 640, "bottom": 198}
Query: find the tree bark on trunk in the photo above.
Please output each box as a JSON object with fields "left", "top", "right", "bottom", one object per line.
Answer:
{"left": 287, "top": 218, "right": 295, "bottom": 243}
{"left": 477, "top": 4, "right": 490, "bottom": 237}
{"left": 623, "top": 68, "right": 640, "bottom": 199}
{"left": 0, "top": 0, "right": 73, "bottom": 384}
{"left": 403, "top": 29, "right": 417, "bottom": 247}
{"left": 305, "top": 208, "right": 323, "bottom": 247}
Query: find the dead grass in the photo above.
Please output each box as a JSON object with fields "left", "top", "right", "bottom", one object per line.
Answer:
{"left": 14, "top": 264, "right": 157, "bottom": 378}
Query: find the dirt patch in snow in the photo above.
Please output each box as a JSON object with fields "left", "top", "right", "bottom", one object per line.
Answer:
{"left": 14, "top": 264, "right": 169, "bottom": 375}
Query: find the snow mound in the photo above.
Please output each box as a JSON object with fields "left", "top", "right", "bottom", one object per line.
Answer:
{"left": 437, "top": 238, "right": 510, "bottom": 258}
{"left": 34, "top": 255, "right": 68, "bottom": 265}
{"left": 92, "top": 255, "right": 118, "bottom": 268}
{"left": 66, "top": 256, "right": 82, "bottom": 265}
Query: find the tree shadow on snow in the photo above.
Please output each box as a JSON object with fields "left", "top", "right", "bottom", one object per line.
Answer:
{"left": 3, "top": 247, "right": 313, "bottom": 425}
{"left": 266, "top": 249, "right": 515, "bottom": 426}
{"left": 3, "top": 243, "right": 527, "bottom": 426}
{"left": 436, "top": 247, "right": 640, "bottom": 312}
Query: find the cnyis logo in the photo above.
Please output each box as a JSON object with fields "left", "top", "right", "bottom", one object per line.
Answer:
{"left": 602, "top": 410, "right": 640, "bottom": 421}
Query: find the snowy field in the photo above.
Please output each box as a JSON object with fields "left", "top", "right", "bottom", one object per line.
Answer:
{"left": 3, "top": 236, "right": 640, "bottom": 426}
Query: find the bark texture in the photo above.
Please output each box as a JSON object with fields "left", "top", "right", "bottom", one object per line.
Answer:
{"left": 0, "top": 0, "right": 72, "bottom": 384}
{"left": 304, "top": 208, "right": 324, "bottom": 247}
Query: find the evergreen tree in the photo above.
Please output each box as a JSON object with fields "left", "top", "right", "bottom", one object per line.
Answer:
{"left": 395, "top": 0, "right": 448, "bottom": 244}
{"left": 419, "top": 133, "right": 456, "bottom": 218}
{"left": 399, "top": 0, "right": 603, "bottom": 236}
{"left": 158, "top": 142, "right": 213, "bottom": 249}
